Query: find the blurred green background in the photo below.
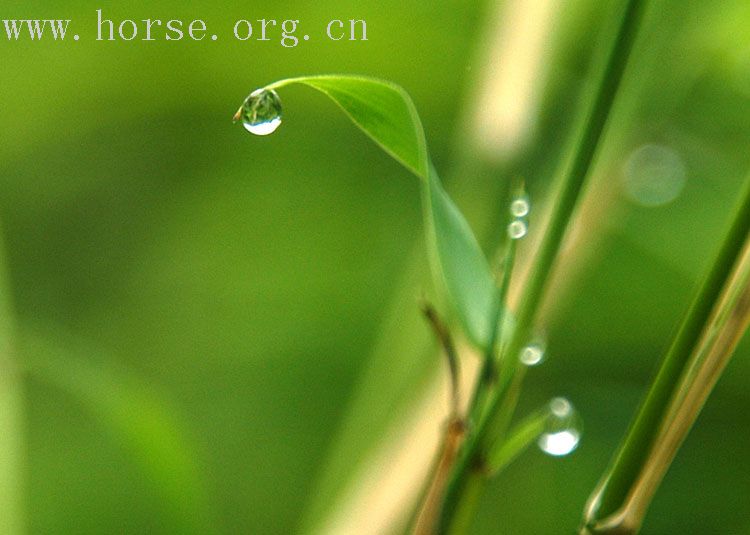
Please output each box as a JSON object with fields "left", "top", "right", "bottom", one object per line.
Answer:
{"left": 1, "top": 0, "right": 749, "bottom": 533}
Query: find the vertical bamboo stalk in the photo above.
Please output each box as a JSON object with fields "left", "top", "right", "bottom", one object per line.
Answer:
{"left": 438, "top": 0, "right": 648, "bottom": 530}
{"left": 582, "top": 179, "right": 750, "bottom": 532}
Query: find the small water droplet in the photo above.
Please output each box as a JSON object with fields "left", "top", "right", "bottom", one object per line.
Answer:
{"left": 519, "top": 335, "right": 546, "bottom": 366}
{"left": 507, "top": 219, "right": 527, "bottom": 240}
{"left": 538, "top": 397, "right": 582, "bottom": 457}
{"left": 623, "top": 144, "right": 686, "bottom": 207}
{"left": 510, "top": 196, "right": 530, "bottom": 218}
{"left": 234, "top": 88, "right": 282, "bottom": 136}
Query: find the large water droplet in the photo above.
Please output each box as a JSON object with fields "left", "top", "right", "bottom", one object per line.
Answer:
{"left": 519, "top": 335, "right": 546, "bottom": 366}
{"left": 510, "top": 195, "right": 530, "bottom": 218}
{"left": 234, "top": 88, "right": 282, "bottom": 136}
{"left": 623, "top": 144, "right": 686, "bottom": 207}
{"left": 538, "top": 397, "right": 582, "bottom": 457}
{"left": 507, "top": 219, "right": 527, "bottom": 240}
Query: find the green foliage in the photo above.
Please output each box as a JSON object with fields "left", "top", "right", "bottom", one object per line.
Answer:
{"left": 265, "top": 75, "right": 499, "bottom": 349}
{"left": 250, "top": 1, "right": 750, "bottom": 532}
{"left": 486, "top": 407, "right": 548, "bottom": 475}
{"left": 2, "top": 0, "right": 750, "bottom": 532}
{"left": 268, "top": 76, "right": 429, "bottom": 177}
{"left": 21, "top": 329, "right": 212, "bottom": 534}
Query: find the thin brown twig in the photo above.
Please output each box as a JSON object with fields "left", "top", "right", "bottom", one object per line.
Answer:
{"left": 413, "top": 302, "right": 466, "bottom": 534}
{"left": 420, "top": 302, "right": 461, "bottom": 419}
{"left": 413, "top": 419, "right": 466, "bottom": 535}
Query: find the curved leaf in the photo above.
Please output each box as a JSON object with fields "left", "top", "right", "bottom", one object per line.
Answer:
{"left": 261, "top": 75, "right": 498, "bottom": 348}
{"left": 425, "top": 171, "right": 499, "bottom": 347}
{"left": 269, "top": 76, "right": 429, "bottom": 178}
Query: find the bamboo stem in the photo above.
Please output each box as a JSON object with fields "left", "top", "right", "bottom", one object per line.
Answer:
{"left": 437, "top": 0, "right": 647, "bottom": 530}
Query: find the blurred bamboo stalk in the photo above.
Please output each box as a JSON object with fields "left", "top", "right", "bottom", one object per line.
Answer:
{"left": 469, "top": 0, "right": 562, "bottom": 162}
{"left": 0, "top": 230, "right": 24, "bottom": 535}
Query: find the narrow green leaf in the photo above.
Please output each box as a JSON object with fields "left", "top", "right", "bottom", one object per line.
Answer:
{"left": 257, "top": 75, "right": 498, "bottom": 348}
{"left": 269, "top": 75, "right": 429, "bottom": 178}
{"left": 486, "top": 408, "right": 547, "bottom": 475}
{"left": 426, "top": 171, "right": 499, "bottom": 347}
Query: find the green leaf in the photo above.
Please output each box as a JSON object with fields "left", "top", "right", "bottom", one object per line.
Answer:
{"left": 425, "top": 170, "right": 499, "bottom": 347}
{"left": 486, "top": 407, "right": 548, "bottom": 475}
{"left": 270, "top": 76, "right": 429, "bottom": 178}
{"left": 262, "top": 75, "right": 498, "bottom": 348}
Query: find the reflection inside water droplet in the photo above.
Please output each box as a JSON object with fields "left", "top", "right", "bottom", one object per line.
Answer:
{"left": 235, "top": 88, "right": 283, "bottom": 136}
{"left": 623, "top": 144, "right": 686, "bottom": 207}
{"left": 539, "top": 429, "right": 580, "bottom": 457}
{"left": 510, "top": 196, "right": 530, "bottom": 218}
{"left": 507, "top": 219, "right": 527, "bottom": 240}
{"left": 549, "top": 397, "right": 572, "bottom": 418}
{"left": 519, "top": 336, "right": 546, "bottom": 366}
{"left": 538, "top": 397, "right": 582, "bottom": 456}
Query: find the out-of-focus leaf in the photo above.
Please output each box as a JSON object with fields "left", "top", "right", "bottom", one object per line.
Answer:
{"left": 19, "top": 328, "right": 213, "bottom": 534}
{"left": 0, "top": 236, "right": 23, "bottom": 535}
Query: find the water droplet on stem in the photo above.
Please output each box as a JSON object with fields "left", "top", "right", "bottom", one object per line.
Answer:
{"left": 519, "top": 335, "right": 546, "bottom": 366}
{"left": 538, "top": 397, "right": 582, "bottom": 456}
{"left": 507, "top": 219, "right": 528, "bottom": 240}
{"left": 234, "top": 88, "right": 283, "bottom": 136}
{"left": 510, "top": 196, "right": 530, "bottom": 218}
